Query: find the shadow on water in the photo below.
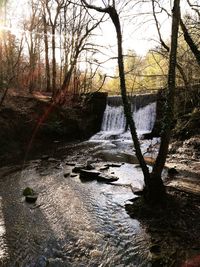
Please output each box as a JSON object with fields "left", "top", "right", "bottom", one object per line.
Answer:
{"left": 0, "top": 163, "right": 89, "bottom": 266}
{"left": 0, "top": 157, "right": 151, "bottom": 267}
{"left": 0, "top": 165, "right": 79, "bottom": 267}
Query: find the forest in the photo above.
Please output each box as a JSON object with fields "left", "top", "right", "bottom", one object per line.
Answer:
{"left": 0, "top": 0, "right": 200, "bottom": 267}
{"left": 0, "top": 0, "right": 200, "bottom": 96}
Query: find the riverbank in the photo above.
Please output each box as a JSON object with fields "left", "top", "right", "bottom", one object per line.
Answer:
{"left": 0, "top": 90, "right": 200, "bottom": 266}
{"left": 0, "top": 90, "right": 107, "bottom": 166}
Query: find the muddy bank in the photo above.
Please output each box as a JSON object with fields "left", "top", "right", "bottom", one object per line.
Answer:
{"left": 0, "top": 91, "right": 107, "bottom": 166}
{"left": 125, "top": 187, "right": 200, "bottom": 267}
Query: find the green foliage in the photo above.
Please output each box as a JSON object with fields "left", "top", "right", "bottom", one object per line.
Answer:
{"left": 0, "top": 0, "right": 6, "bottom": 8}
{"left": 142, "top": 51, "right": 168, "bottom": 89}
{"left": 105, "top": 49, "right": 168, "bottom": 94}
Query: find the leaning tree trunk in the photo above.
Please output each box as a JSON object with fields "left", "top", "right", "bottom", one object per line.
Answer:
{"left": 109, "top": 7, "right": 167, "bottom": 205}
{"left": 81, "top": 0, "right": 180, "bottom": 205}
{"left": 81, "top": 0, "right": 166, "bottom": 205}
{"left": 149, "top": 0, "right": 180, "bottom": 203}
{"left": 108, "top": 7, "right": 151, "bottom": 187}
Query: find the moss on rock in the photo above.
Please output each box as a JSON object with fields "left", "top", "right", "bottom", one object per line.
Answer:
{"left": 23, "top": 187, "right": 35, "bottom": 196}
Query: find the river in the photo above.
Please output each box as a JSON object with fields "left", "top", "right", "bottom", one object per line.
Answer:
{"left": 0, "top": 97, "right": 159, "bottom": 266}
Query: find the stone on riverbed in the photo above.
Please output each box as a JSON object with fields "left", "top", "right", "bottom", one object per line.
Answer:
{"left": 23, "top": 187, "right": 38, "bottom": 203}
{"left": 25, "top": 195, "right": 38, "bottom": 203}
{"left": 72, "top": 163, "right": 95, "bottom": 173}
{"left": 97, "top": 174, "right": 119, "bottom": 183}
{"left": 47, "top": 157, "right": 60, "bottom": 163}
{"left": 23, "top": 187, "right": 35, "bottom": 196}
{"left": 80, "top": 169, "right": 100, "bottom": 180}
{"left": 79, "top": 169, "right": 119, "bottom": 183}
{"left": 70, "top": 173, "right": 78, "bottom": 177}
{"left": 64, "top": 172, "right": 70, "bottom": 178}
{"left": 99, "top": 165, "right": 110, "bottom": 171}
{"left": 65, "top": 162, "right": 76, "bottom": 166}
{"left": 105, "top": 163, "right": 123, "bottom": 167}
{"left": 72, "top": 165, "right": 86, "bottom": 173}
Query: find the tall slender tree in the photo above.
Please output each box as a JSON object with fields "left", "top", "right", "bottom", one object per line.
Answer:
{"left": 42, "top": 7, "right": 51, "bottom": 92}
{"left": 81, "top": 0, "right": 180, "bottom": 205}
{"left": 45, "top": 0, "right": 64, "bottom": 95}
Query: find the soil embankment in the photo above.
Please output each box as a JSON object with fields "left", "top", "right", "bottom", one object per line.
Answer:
{"left": 0, "top": 90, "right": 107, "bottom": 166}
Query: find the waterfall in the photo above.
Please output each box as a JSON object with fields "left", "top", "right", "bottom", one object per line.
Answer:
{"left": 90, "top": 95, "right": 157, "bottom": 141}
{"left": 133, "top": 102, "right": 156, "bottom": 134}
{"left": 101, "top": 105, "right": 126, "bottom": 131}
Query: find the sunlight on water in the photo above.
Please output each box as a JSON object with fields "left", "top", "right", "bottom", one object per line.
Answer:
{"left": 0, "top": 197, "right": 8, "bottom": 260}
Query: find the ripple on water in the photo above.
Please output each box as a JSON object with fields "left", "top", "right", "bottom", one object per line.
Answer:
{"left": 0, "top": 160, "right": 150, "bottom": 267}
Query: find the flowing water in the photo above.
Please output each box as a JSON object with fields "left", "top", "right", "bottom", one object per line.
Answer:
{"left": 0, "top": 158, "right": 151, "bottom": 267}
{"left": 91, "top": 100, "right": 156, "bottom": 141}
{"left": 0, "top": 96, "right": 158, "bottom": 267}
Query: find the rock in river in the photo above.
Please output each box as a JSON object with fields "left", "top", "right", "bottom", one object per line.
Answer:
{"left": 97, "top": 174, "right": 119, "bottom": 183}
{"left": 23, "top": 187, "right": 35, "bottom": 196}
{"left": 105, "top": 163, "right": 123, "bottom": 167}
{"left": 79, "top": 169, "right": 100, "bottom": 180}
{"left": 25, "top": 195, "right": 38, "bottom": 203}
{"left": 72, "top": 163, "right": 95, "bottom": 173}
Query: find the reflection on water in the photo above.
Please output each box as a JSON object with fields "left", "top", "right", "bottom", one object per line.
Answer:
{"left": 0, "top": 197, "right": 9, "bottom": 261}
{"left": 0, "top": 140, "right": 153, "bottom": 267}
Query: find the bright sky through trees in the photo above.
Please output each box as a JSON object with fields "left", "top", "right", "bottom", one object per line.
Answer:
{"left": 0, "top": 0, "right": 192, "bottom": 75}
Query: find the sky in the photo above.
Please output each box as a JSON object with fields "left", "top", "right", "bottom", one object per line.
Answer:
{"left": 82, "top": 0, "right": 190, "bottom": 74}
{"left": 0, "top": 0, "right": 192, "bottom": 75}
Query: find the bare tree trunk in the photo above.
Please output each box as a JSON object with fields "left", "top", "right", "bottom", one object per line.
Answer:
{"left": 45, "top": 0, "right": 64, "bottom": 95}
{"left": 108, "top": 7, "right": 151, "bottom": 183}
{"left": 152, "top": 0, "right": 180, "bottom": 177}
{"left": 152, "top": 0, "right": 189, "bottom": 90}
{"left": 43, "top": 13, "right": 51, "bottom": 92}
{"left": 52, "top": 27, "right": 57, "bottom": 95}
{"left": 82, "top": 0, "right": 180, "bottom": 205}
{"left": 108, "top": 7, "right": 166, "bottom": 204}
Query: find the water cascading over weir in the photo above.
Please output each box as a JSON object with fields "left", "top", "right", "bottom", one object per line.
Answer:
{"left": 91, "top": 94, "right": 157, "bottom": 140}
